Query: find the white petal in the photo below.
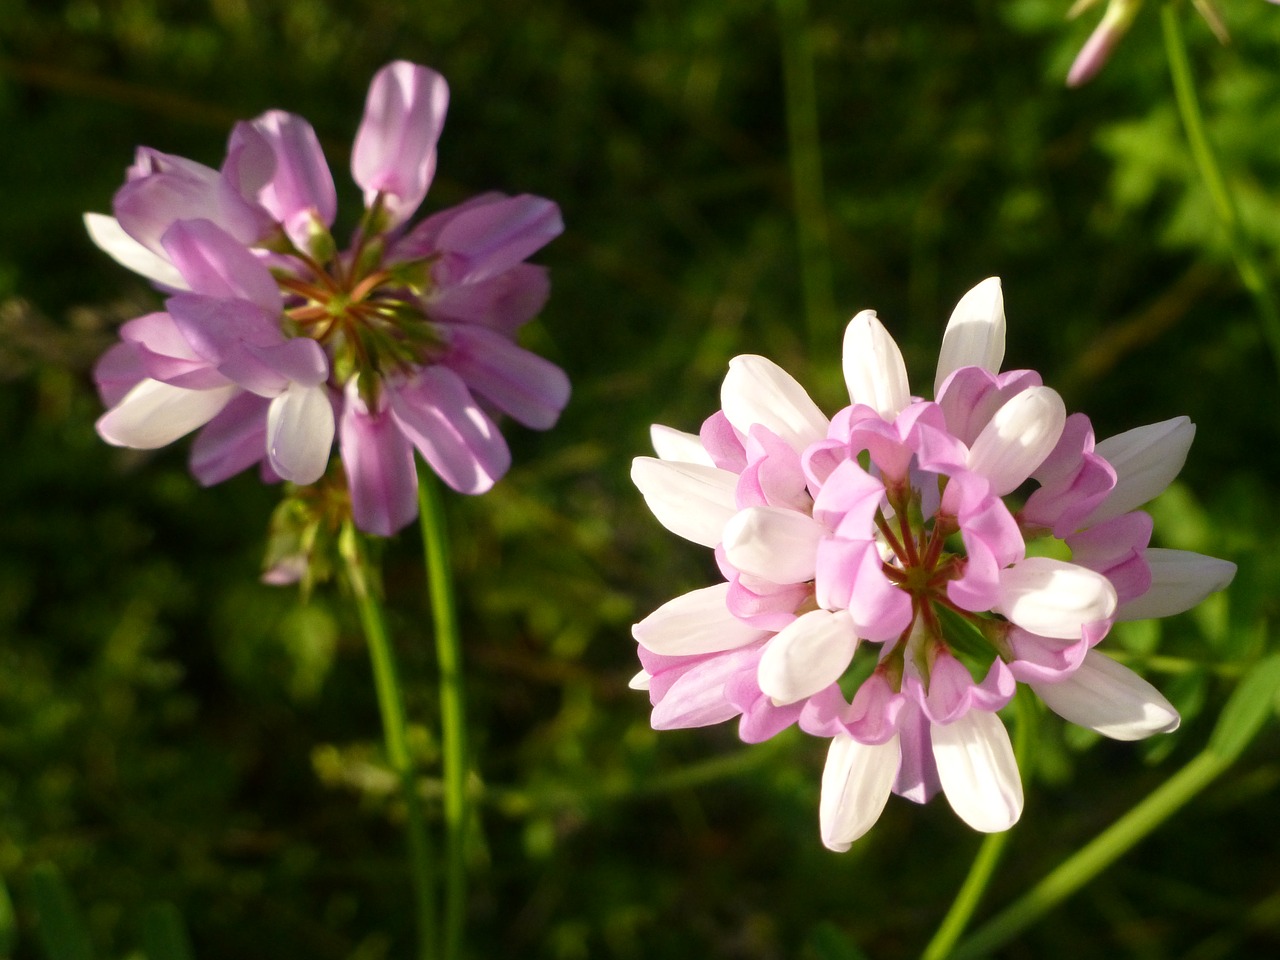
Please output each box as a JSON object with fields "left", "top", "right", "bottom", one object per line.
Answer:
{"left": 1033, "top": 650, "right": 1179, "bottom": 740}
{"left": 723, "top": 505, "right": 826, "bottom": 583}
{"left": 998, "top": 557, "right": 1118, "bottom": 638}
{"left": 721, "top": 355, "right": 828, "bottom": 453}
{"left": 843, "top": 310, "right": 910, "bottom": 420}
{"left": 934, "top": 277, "right": 1006, "bottom": 395}
{"left": 1086, "top": 417, "right": 1195, "bottom": 525}
{"left": 649, "top": 423, "right": 713, "bottom": 465}
{"left": 84, "top": 213, "right": 189, "bottom": 290}
{"left": 632, "top": 583, "right": 767, "bottom": 656}
{"left": 628, "top": 670, "right": 651, "bottom": 691}
{"left": 820, "top": 733, "right": 900, "bottom": 851}
{"left": 757, "top": 609, "right": 856, "bottom": 704}
{"left": 266, "top": 382, "right": 334, "bottom": 484}
{"left": 933, "top": 709, "right": 1023, "bottom": 833}
{"left": 967, "top": 385, "right": 1066, "bottom": 496}
{"left": 97, "top": 379, "right": 237, "bottom": 448}
{"left": 631, "top": 457, "right": 738, "bottom": 548}
{"left": 1116, "top": 548, "right": 1237, "bottom": 621}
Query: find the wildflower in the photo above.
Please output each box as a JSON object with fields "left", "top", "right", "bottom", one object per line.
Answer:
{"left": 1066, "top": 0, "right": 1143, "bottom": 88}
{"left": 631, "top": 278, "right": 1235, "bottom": 849}
{"left": 88, "top": 62, "right": 569, "bottom": 534}
{"left": 1065, "top": 0, "right": 1269, "bottom": 87}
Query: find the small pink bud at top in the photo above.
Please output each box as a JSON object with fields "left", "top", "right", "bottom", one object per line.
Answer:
{"left": 843, "top": 309, "right": 910, "bottom": 420}
{"left": 1066, "top": 0, "right": 1143, "bottom": 88}
{"left": 352, "top": 61, "right": 450, "bottom": 229}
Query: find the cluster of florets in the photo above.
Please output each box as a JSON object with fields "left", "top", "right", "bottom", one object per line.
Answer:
{"left": 631, "top": 278, "right": 1236, "bottom": 849}
{"left": 89, "top": 61, "right": 569, "bottom": 537}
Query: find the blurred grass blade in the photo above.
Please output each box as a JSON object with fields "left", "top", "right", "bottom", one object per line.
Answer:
{"left": 141, "top": 902, "right": 195, "bottom": 960}
{"left": 27, "top": 864, "right": 93, "bottom": 960}
{"left": 1207, "top": 652, "right": 1280, "bottom": 762}
{"left": 0, "top": 871, "right": 16, "bottom": 956}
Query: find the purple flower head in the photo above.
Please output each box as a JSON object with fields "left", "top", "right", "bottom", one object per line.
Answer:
{"left": 631, "top": 277, "right": 1236, "bottom": 849}
{"left": 88, "top": 62, "right": 568, "bottom": 536}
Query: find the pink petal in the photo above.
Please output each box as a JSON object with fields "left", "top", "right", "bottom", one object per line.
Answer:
{"left": 997, "top": 557, "right": 1117, "bottom": 639}
{"left": 721, "top": 355, "right": 828, "bottom": 454}
{"left": 934, "top": 277, "right": 1005, "bottom": 395}
{"left": 237, "top": 111, "right": 337, "bottom": 251}
{"left": 114, "top": 148, "right": 273, "bottom": 255}
{"left": 119, "top": 311, "right": 227, "bottom": 390}
{"left": 352, "top": 61, "right": 449, "bottom": 228}
{"left": 97, "top": 380, "right": 238, "bottom": 449}
{"left": 819, "top": 734, "right": 900, "bottom": 851}
{"left": 266, "top": 382, "right": 335, "bottom": 483}
{"left": 1086, "top": 417, "right": 1195, "bottom": 525}
{"left": 84, "top": 213, "right": 189, "bottom": 289}
{"left": 843, "top": 309, "right": 910, "bottom": 419}
{"left": 756, "top": 609, "right": 857, "bottom": 705}
{"left": 967, "top": 385, "right": 1066, "bottom": 496}
{"left": 649, "top": 424, "right": 713, "bottom": 465}
{"left": 632, "top": 583, "right": 769, "bottom": 656}
{"left": 190, "top": 392, "right": 271, "bottom": 485}
{"left": 1116, "top": 548, "right": 1237, "bottom": 621}
{"left": 443, "top": 325, "right": 569, "bottom": 430}
{"left": 94, "top": 341, "right": 147, "bottom": 406}
{"left": 932, "top": 709, "right": 1023, "bottom": 832}
{"left": 631, "top": 457, "right": 737, "bottom": 548}
{"left": 649, "top": 644, "right": 757, "bottom": 730}
{"left": 1033, "top": 650, "right": 1179, "bottom": 740}
{"left": 433, "top": 194, "right": 563, "bottom": 284}
{"left": 387, "top": 367, "right": 511, "bottom": 494}
{"left": 722, "top": 505, "right": 826, "bottom": 583}
{"left": 425, "top": 263, "right": 550, "bottom": 334}
{"left": 340, "top": 387, "right": 420, "bottom": 536}
{"left": 161, "top": 219, "right": 282, "bottom": 311}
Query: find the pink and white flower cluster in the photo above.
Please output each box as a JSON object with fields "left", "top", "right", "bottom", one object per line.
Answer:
{"left": 631, "top": 278, "right": 1236, "bottom": 850}
{"left": 88, "top": 61, "right": 570, "bottom": 535}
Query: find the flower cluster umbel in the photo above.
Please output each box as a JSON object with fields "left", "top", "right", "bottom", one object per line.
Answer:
{"left": 89, "top": 61, "right": 569, "bottom": 536}
{"left": 631, "top": 279, "right": 1235, "bottom": 849}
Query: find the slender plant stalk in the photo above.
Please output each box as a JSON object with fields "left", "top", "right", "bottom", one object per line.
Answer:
{"left": 341, "top": 527, "right": 438, "bottom": 960}
{"left": 1161, "top": 0, "right": 1280, "bottom": 371}
{"left": 775, "top": 0, "right": 836, "bottom": 351}
{"left": 919, "top": 690, "right": 1036, "bottom": 960}
{"left": 949, "top": 747, "right": 1232, "bottom": 959}
{"left": 419, "top": 475, "right": 469, "bottom": 960}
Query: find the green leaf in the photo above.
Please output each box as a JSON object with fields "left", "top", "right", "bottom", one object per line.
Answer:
{"left": 1208, "top": 653, "right": 1280, "bottom": 762}
{"left": 0, "top": 872, "right": 16, "bottom": 955}
{"left": 27, "top": 864, "right": 93, "bottom": 960}
{"left": 141, "top": 902, "right": 195, "bottom": 960}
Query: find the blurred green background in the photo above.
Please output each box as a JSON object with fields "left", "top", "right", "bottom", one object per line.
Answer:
{"left": 1, "top": 1, "right": 1279, "bottom": 957}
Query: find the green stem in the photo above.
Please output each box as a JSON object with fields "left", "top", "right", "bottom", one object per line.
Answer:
{"left": 1161, "top": 0, "right": 1280, "bottom": 372}
{"left": 949, "top": 747, "right": 1231, "bottom": 960}
{"left": 419, "top": 475, "right": 469, "bottom": 960}
{"left": 920, "top": 690, "right": 1036, "bottom": 960}
{"left": 340, "top": 526, "right": 437, "bottom": 960}
{"left": 775, "top": 0, "right": 836, "bottom": 351}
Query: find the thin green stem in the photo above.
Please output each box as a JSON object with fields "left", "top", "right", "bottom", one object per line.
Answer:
{"left": 920, "top": 690, "right": 1036, "bottom": 960}
{"left": 949, "top": 748, "right": 1232, "bottom": 960}
{"left": 340, "top": 526, "right": 437, "bottom": 960}
{"left": 419, "top": 475, "right": 469, "bottom": 960}
{"left": 1161, "top": 0, "right": 1280, "bottom": 372}
{"left": 775, "top": 0, "right": 836, "bottom": 351}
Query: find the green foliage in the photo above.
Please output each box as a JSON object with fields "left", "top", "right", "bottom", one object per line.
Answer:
{"left": 0, "top": 0, "right": 1278, "bottom": 957}
{"left": 28, "top": 864, "right": 93, "bottom": 960}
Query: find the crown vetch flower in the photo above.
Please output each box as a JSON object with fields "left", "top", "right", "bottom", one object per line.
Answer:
{"left": 88, "top": 61, "right": 569, "bottom": 535}
{"left": 631, "top": 278, "right": 1236, "bottom": 849}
